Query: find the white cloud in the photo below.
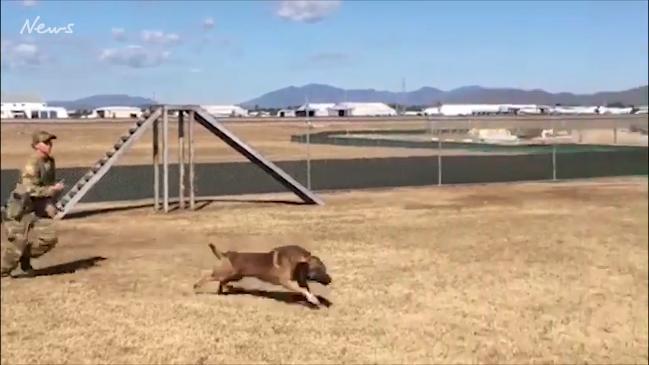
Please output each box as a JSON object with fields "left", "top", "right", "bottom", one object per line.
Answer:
{"left": 1, "top": 40, "right": 46, "bottom": 68}
{"left": 276, "top": 0, "right": 341, "bottom": 23}
{"left": 112, "top": 28, "right": 127, "bottom": 42}
{"left": 22, "top": 0, "right": 37, "bottom": 7}
{"left": 141, "top": 30, "right": 181, "bottom": 45}
{"left": 203, "top": 17, "right": 215, "bottom": 30}
{"left": 99, "top": 45, "right": 171, "bottom": 68}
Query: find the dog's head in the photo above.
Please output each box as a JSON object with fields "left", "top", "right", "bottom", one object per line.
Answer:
{"left": 306, "top": 255, "right": 331, "bottom": 286}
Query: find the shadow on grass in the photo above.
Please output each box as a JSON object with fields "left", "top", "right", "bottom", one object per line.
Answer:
{"left": 12, "top": 256, "right": 107, "bottom": 278}
{"left": 62, "top": 198, "right": 307, "bottom": 219}
{"left": 201, "top": 285, "right": 333, "bottom": 310}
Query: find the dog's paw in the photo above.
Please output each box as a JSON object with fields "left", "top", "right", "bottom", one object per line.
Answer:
{"left": 305, "top": 293, "right": 321, "bottom": 306}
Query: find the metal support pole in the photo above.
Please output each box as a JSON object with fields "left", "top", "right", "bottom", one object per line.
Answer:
{"left": 162, "top": 105, "right": 169, "bottom": 212}
{"left": 437, "top": 133, "right": 442, "bottom": 186}
{"left": 188, "top": 109, "right": 196, "bottom": 210}
{"left": 306, "top": 121, "right": 312, "bottom": 190}
{"left": 552, "top": 120, "right": 557, "bottom": 181}
{"left": 578, "top": 127, "right": 583, "bottom": 144}
{"left": 178, "top": 110, "right": 185, "bottom": 209}
{"left": 613, "top": 119, "right": 618, "bottom": 145}
{"left": 305, "top": 97, "right": 312, "bottom": 190}
{"left": 153, "top": 116, "right": 160, "bottom": 211}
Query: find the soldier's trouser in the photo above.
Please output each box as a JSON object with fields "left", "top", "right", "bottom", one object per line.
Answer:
{"left": 1, "top": 214, "right": 58, "bottom": 275}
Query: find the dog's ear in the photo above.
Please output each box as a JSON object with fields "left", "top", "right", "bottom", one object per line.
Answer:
{"left": 307, "top": 255, "right": 325, "bottom": 268}
{"left": 293, "top": 262, "right": 309, "bottom": 286}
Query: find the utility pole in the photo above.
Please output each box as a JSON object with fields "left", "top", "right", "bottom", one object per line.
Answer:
{"left": 305, "top": 96, "right": 312, "bottom": 190}
{"left": 401, "top": 77, "right": 406, "bottom": 115}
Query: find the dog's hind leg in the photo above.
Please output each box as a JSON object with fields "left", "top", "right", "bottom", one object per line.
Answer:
{"left": 217, "top": 274, "right": 242, "bottom": 294}
{"left": 279, "top": 279, "right": 320, "bottom": 306}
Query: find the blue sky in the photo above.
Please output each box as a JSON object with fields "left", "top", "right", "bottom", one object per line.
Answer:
{"left": 1, "top": 0, "right": 647, "bottom": 103}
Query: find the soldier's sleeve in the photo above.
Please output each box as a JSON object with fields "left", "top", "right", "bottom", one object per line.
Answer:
{"left": 21, "top": 160, "right": 53, "bottom": 197}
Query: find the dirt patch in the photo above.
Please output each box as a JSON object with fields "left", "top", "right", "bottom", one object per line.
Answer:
{"left": 1, "top": 178, "right": 647, "bottom": 364}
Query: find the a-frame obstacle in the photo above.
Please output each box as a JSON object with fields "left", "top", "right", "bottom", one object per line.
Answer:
{"left": 54, "top": 105, "right": 324, "bottom": 219}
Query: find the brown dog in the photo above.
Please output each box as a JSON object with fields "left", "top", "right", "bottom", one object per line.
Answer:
{"left": 193, "top": 243, "right": 332, "bottom": 307}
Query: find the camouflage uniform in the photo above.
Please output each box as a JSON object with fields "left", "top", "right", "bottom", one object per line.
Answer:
{"left": 1, "top": 131, "right": 60, "bottom": 277}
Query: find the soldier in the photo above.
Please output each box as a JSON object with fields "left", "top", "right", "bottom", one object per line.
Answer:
{"left": 1, "top": 131, "right": 65, "bottom": 277}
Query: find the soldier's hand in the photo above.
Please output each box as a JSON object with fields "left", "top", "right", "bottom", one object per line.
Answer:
{"left": 52, "top": 182, "right": 65, "bottom": 191}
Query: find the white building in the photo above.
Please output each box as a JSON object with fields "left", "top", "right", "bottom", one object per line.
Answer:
{"left": 201, "top": 104, "right": 248, "bottom": 117}
{"left": 403, "top": 111, "right": 423, "bottom": 116}
{"left": 598, "top": 106, "right": 634, "bottom": 115}
{"left": 327, "top": 102, "right": 397, "bottom": 117}
{"left": 295, "top": 103, "right": 335, "bottom": 117}
{"left": 424, "top": 103, "right": 553, "bottom": 116}
{"left": 422, "top": 107, "right": 441, "bottom": 116}
{"left": 468, "top": 128, "right": 519, "bottom": 143}
{"left": 0, "top": 102, "right": 68, "bottom": 120}
{"left": 1, "top": 93, "right": 71, "bottom": 119}
{"left": 500, "top": 104, "right": 551, "bottom": 115}
{"left": 248, "top": 111, "right": 270, "bottom": 118}
{"left": 85, "top": 106, "right": 142, "bottom": 119}
{"left": 277, "top": 109, "right": 296, "bottom": 117}
{"left": 432, "top": 104, "right": 505, "bottom": 116}
{"left": 550, "top": 106, "right": 599, "bottom": 114}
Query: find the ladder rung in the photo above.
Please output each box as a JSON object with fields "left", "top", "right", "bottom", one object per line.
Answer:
{"left": 128, "top": 126, "right": 138, "bottom": 134}
{"left": 120, "top": 135, "right": 129, "bottom": 142}
{"left": 114, "top": 142, "right": 123, "bottom": 149}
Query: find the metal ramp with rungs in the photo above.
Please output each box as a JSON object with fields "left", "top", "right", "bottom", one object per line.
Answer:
{"left": 53, "top": 105, "right": 322, "bottom": 219}
{"left": 191, "top": 106, "right": 324, "bottom": 206}
{"left": 54, "top": 108, "right": 163, "bottom": 219}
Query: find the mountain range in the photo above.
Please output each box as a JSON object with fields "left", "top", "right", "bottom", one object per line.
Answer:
{"left": 37, "top": 85, "right": 648, "bottom": 110}
{"left": 47, "top": 94, "right": 157, "bottom": 111}
{"left": 241, "top": 84, "right": 648, "bottom": 108}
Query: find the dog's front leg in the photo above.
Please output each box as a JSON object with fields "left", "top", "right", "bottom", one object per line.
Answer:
{"left": 193, "top": 272, "right": 215, "bottom": 292}
{"left": 279, "top": 279, "right": 320, "bottom": 306}
{"left": 294, "top": 262, "right": 312, "bottom": 291}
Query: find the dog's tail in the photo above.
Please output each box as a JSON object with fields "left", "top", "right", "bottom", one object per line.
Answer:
{"left": 208, "top": 243, "right": 226, "bottom": 259}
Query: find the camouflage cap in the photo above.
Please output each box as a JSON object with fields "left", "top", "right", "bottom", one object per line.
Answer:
{"left": 31, "top": 130, "right": 57, "bottom": 146}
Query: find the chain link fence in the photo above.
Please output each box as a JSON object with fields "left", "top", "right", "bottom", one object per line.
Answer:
{"left": 1, "top": 115, "right": 647, "bottom": 207}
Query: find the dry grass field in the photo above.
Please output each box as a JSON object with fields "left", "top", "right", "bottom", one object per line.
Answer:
{"left": 1, "top": 177, "right": 647, "bottom": 364}
{"left": 0, "top": 120, "right": 442, "bottom": 169}
{"left": 3, "top": 119, "right": 645, "bottom": 170}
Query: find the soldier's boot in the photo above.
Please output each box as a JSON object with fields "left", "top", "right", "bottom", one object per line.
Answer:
{"left": 0, "top": 244, "right": 23, "bottom": 278}
{"left": 19, "top": 245, "right": 35, "bottom": 277}
{"left": 0, "top": 265, "right": 12, "bottom": 278}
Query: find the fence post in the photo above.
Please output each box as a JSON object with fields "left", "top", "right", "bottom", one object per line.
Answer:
{"left": 153, "top": 115, "right": 160, "bottom": 211}
{"left": 178, "top": 110, "right": 185, "bottom": 209}
{"left": 162, "top": 105, "right": 169, "bottom": 212}
{"left": 437, "top": 125, "right": 443, "bottom": 186}
{"left": 306, "top": 121, "right": 312, "bottom": 190}
{"left": 552, "top": 119, "right": 557, "bottom": 181}
{"left": 188, "top": 109, "right": 196, "bottom": 210}
{"left": 305, "top": 99, "right": 312, "bottom": 190}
